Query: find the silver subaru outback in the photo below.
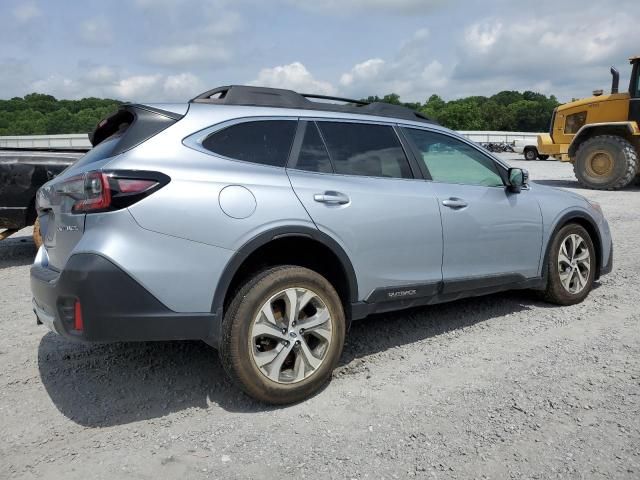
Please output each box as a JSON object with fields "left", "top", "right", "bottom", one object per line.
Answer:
{"left": 31, "top": 86, "right": 613, "bottom": 404}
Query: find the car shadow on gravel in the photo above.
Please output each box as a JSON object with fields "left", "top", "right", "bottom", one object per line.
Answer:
{"left": 0, "top": 239, "right": 36, "bottom": 268}
{"left": 534, "top": 179, "right": 640, "bottom": 191}
{"left": 38, "top": 289, "right": 553, "bottom": 427}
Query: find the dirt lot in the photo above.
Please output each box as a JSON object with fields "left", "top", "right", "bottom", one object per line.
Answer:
{"left": 1, "top": 156, "right": 639, "bottom": 480}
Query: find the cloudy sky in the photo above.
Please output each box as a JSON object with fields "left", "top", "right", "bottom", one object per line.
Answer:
{"left": 1, "top": 0, "right": 638, "bottom": 103}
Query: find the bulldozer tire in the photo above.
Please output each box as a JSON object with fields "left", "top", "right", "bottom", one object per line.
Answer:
{"left": 573, "top": 135, "right": 638, "bottom": 190}
{"left": 33, "top": 217, "right": 43, "bottom": 248}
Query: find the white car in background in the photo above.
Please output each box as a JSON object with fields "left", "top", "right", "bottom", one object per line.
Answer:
{"left": 513, "top": 138, "right": 550, "bottom": 161}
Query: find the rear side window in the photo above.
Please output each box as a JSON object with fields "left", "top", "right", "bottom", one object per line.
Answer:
{"left": 203, "top": 120, "right": 297, "bottom": 167}
{"left": 317, "top": 122, "right": 412, "bottom": 179}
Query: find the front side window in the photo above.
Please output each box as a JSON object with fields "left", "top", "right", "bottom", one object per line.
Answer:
{"left": 317, "top": 122, "right": 412, "bottom": 179}
{"left": 202, "top": 120, "right": 297, "bottom": 167}
{"left": 403, "top": 128, "right": 504, "bottom": 187}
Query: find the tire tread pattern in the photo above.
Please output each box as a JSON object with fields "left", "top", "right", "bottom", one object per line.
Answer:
{"left": 573, "top": 135, "right": 638, "bottom": 190}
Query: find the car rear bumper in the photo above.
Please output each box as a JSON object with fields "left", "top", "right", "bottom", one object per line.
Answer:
{"left": 30, "top": 252, "right": 218, "bottom": 343}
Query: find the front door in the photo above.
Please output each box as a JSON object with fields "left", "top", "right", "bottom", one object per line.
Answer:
{"left": 401, "top": 127, "right": 543, "bottom": 288}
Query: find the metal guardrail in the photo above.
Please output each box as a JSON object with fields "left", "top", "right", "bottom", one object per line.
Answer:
{"left": 0, "top": 131, "right": 542, "bottom": 150}
{"left": 0, "top": 134, "right": 91, "bottom": 150}
{"left": 458, "top": 131, "right": 540, "bottom": 144}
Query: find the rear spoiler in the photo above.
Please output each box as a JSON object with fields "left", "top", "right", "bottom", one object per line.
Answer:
{"left": 89, "top": 104, "right": 185, "bottom": 152}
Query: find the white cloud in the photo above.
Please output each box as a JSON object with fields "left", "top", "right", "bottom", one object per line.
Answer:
{"left": 141, "top": 9, "right": 240, "bottom": 67}
{"left": 79, "top": 17, "right": 113, "bottom": 46}
{"left": 337, "top": 29, "right": 447, "bottom": 101}
{"left": 285, "top": 0, "right": 448, "bottom": 14}
{"left": 464, "top": 22, "right": 502, "bottom": 54}
{"left": 421, "top": 60, "right": 446, "bottom": 88}
{"left": 340, "top": 59, "right": 385, "bottom": 87}
{"left": 13, "top": 3, "right": 42, "bottom": 22}
{"left": 110, "top": 75, "right": 161, "bottom": 99}
{"left": 452, "top": 10, "right": 639, "bottom": 100}
{"left": 25, "top": 69, "right": 204, "bottom": 102}
{"left": 250, "top": 62, "right": 337, "bottom": 95}
{"left": 163, "top": 73, "right": 205, "bottom": 99}
{"left": 83, "top": 66, "right": 118, "bottom": 84}
{"left": 148, "top": 44, "right": 230, "bottom": 66}
{"left": 30, "top": 75, "right": 83, "bottom": 99}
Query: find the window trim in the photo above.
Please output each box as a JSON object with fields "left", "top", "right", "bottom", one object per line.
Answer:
{"left": 399, "top": 125, "right": 509, "bottom": 188}
{"left": 287, "top": 120, "right": 335, "bottom": 173}
{"left": 287, "top": 117, "right": 417, "bottom": 180}
{"left": 183, "top": 116, "right": 299, "bottom": 169}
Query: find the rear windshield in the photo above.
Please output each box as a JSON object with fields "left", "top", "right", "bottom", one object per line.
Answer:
{"left": 72, "top": 134, "right": 123, "bottom": 169}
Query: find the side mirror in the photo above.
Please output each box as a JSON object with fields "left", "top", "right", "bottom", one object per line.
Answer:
{"left": 508, "top": 168, "right": 529, "bottom": 193}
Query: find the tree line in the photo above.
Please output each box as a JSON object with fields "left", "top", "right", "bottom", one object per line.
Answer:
{"left": 0, "top": 90, "right": 559, "bottom": 136}
{"left": 0, "top": 94, "right": 121, "bottom": 136}
{"left": 363, "top": 91, "right": 559, "bottom": 132}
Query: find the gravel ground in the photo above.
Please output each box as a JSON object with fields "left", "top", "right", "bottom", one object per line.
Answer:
{"left": 1, "top": 156, "right": 639, "bottom": 479}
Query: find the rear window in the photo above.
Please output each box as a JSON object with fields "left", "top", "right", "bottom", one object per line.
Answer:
{"left": 72, "top": 135, "right": 123, "bottom": 169}
{"left": 316, "top": 122, "right": 412, "bottom": 179}
{"left": 202, "top": 120, "right": 297, "bottom": 167}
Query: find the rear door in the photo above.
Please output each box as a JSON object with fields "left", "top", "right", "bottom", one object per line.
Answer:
{"left": 286, "top": 120, "right": 443, "bottom": 299}
{"left": 401, "top": 127, "right": 543, "bottom": 288}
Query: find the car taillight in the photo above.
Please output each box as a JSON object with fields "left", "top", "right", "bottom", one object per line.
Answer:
{"left": 72, "top": 172, "right": 111, "bottom": 212}
{"left": 56, "top": 170, "right": 169, "bottom": 213}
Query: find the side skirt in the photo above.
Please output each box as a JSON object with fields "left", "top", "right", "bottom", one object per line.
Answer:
{"left": 350, "top": 274, "right": 545, "bottom": 321}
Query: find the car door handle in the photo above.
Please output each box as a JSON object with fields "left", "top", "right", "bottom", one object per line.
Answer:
{"left": 442, "top": 197, "right": 468, "bottom": 209}
{"left": 313, "top": 191, "right": 350, "bottom": 205}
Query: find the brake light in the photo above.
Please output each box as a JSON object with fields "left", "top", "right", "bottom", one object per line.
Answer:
{"left": 74, "top": 300, "right": 84, "bottom": 331}
{"left": 116, "top": 178, "right": 157, "bottom": 193}
{"left": 56, "top": 170, "right": 169, "bottom": 213}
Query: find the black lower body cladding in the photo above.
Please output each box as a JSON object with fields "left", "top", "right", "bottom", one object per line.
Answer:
{"left": 30, "top": 253, "right": 217, "bottom": 343}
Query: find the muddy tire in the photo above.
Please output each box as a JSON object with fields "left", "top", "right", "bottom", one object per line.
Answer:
{"left": 573, "top": 135, "right": 638, "bottom": 190}
{"left": 542, "top": 224, "right": 596, "bottom": 306}
{"left": 33, "top": 217, "right": 43, "bottom": 248}
{"left": 219, "top": 266, "right": 346, "bottom": 404}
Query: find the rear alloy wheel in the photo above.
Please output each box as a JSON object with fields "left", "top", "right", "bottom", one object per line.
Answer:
{"left": 542, "top": 224, "right": 596, "bottom": 305}
{"left": 524, "top": 148, "right": 537, "bottom": 161}
{"left": 573, "top": 135, "right": 638, "bottom": 190}
{"left": 220, "top": 266, "right": 345, "bottom": 404}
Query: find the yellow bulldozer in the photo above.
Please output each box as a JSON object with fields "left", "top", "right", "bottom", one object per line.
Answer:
{"left": 537, "top": 56, "right": 640, "bottom": 189}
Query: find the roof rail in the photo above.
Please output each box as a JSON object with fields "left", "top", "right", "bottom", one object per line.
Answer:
{"left": 190, "top": 85, "right": 436, "bottom": 124}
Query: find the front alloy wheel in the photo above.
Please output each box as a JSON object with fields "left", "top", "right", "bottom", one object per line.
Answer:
{"left": 557, "top": 233, "right": 591, "bottom": 295}
{"left": 542, "top": 223, "right": 596, "bottom": 305}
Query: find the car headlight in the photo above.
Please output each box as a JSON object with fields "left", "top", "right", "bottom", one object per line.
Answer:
{"left": 588, "top": 200, "right": 603, "bottom": 216}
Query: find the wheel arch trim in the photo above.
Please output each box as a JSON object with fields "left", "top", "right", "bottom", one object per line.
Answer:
{"left": 542, "top": 210, "right": 604, "bottom": 279}
{"left": 568, "top": 121, "right": 639, "bottom": 157}
{"left": 211, "top": 226, "right": 359, "bottom": 316}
